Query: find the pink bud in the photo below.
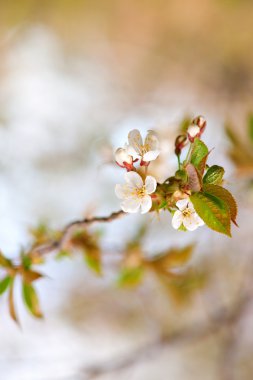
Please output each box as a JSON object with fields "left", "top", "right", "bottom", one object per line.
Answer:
{"left": 192, "top": 115, "right": 206, "bottom": 136}
{"left": 175, "top": 134, "right": 188, "bottom": 155}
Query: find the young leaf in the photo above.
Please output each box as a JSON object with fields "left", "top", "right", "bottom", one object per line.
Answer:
{"left": 185, "top": 163, "right": 202, "bottom": 192}
{"left": 84, "top": 250, "right": 101, "bottom": 276}
{"left": 190, "top": 139, "right": 209, "bottom": 172}
{"left": 203, "top": 165, "right": 225, "bottom": 185}
{"left": 22, "top": 270, "right": 43, "bottom": 284}
{"left": 0, "top": 252, "right": 12, "bottom": 268}
{"left": 117, "top": 267, "right": 144, "bottom": 288}
{"left": 152, "top": 245, "right": 194, "bottom": 270}
{"left": 22, "top": 282, "right": 43, "bottom": 318}
{"left": 190, "top": 192, "right": 231, "bottom": 236}
{"left": 203, "top": 184, "right": 238, "bottom": 224}
{"left": 0, "top": 276, "right": 11, "bottom": 295}
{"left": 8, "top": 278, "right": 19, "bottom": 324}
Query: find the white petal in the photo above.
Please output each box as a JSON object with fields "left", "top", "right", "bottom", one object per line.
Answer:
{"left": 115, "top": 184, "right": 125, "bottom": 199}
{"left": 128, "top": 129, "right": 143, "bottom": 154}
{"left": 115, "top": 184, "right": 132, "bottom": 199}
{"left": 124, "top": 171, "right": 143, "bottom": 188}
{"left": 121, "top": 198, "right": 141, "bottom": 213}
{"left": 188, "top": 125, "right": 200, "bottom": 138}
{"left": 140, "top": 195, "right": 152, "bottom": 214}
{"left": 145, "top": 176, "right": 157, "bottom": 194}
{"left": 194, "top": 213, "right": 205, "bottom": 226}
{"left": 125, "top": 144, "right": 141, "bottom": 160}
{"left": 115, "top": 148, "right": 132, "bottom": 165}
{"left": 186, "top": 201, "right": 195, "bottom": 212}
{"left": 143, "top": 150, "right": 160, "bottom": 162}
{"left": 176, "top": 199, "right": 189, "bottom": 211}
{"left": 172, "top": 210, "right": 183, "bottom": 230}
{"left": 145, "top": 130, "right": 159, "bottom": 151}
{"left": 183, "top": 214, "right": 200, "bottom": 231}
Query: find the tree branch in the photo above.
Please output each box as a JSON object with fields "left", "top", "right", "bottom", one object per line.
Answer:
{"left": 81, "top": 293, "right": 251, "bottom": 379}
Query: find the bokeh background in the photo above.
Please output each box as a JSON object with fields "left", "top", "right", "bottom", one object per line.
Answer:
{"left": 0, "top": 1, "right": 253, "bottom": 379}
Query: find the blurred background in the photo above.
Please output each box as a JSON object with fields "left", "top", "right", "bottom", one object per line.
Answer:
{"left": 0, "top": 1, "right": 253, "bottom": 379}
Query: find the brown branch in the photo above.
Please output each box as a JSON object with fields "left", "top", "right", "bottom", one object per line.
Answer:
{"left": 30, "top": 210, "right": 125, "bottom": 258}
{"left": 81, "top": 293, "right": 251, "bottom": 380}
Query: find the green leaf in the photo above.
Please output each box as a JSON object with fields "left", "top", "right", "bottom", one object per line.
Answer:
{"left": 190, "top": 139, "right": 209, "bottom": 172}
{"left": 21, "top": 253, "right": 32, "bottom": 270}
{"left": 190, "top": 192, "right": 231, "bottom": 236}
{"left": 117, "top": 267, "right": 144, "bottom": 288}
{"left": 85, "top": 252, "right": 102, "bottom": 276}
{"left": 22, "top": 282, "right": 43, "bottom": 318}
{"left": 0, "top": 276, "right": 11, "bottom": 295}
{"left": 203, "top": 184, "right": 238, "bottom": 224}
{"left": 248, "top": 113, "right": 253, "bottom": 143}
{"left": 0, "top": 252, "right": 12, "bottom": 268}
{"left": 203, "top": 165, "right": 225, "bottom": 185}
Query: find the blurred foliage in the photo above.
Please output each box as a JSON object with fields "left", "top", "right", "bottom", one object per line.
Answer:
{"left": 226, "top": 114, "right": 253, "bottom": 179}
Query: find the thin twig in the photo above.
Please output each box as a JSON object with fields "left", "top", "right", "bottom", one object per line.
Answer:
{"left": 30, "top": 210, "right": 125, "bottom": 258}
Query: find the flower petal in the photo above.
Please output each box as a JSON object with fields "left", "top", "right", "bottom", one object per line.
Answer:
{"left": 115, "top": 184, "right": 132, "bottom": 199}
{"left": 183, "top": 214, "right": 200, "bottom": 231}
{"left": 145, "top": 176, "right": 157, "bottom": 194}
{"left": 145, "top": 130, "right": 159, "bottom": 151}
{"left": 172, "top": 210, "right": 183, "bottom": 230}
{"left": 140, "top": 195, "right": 152, "bottom": 214}
{"left": 128, "top": 129, "right": 143, "bottom": 155}
{"left": 125, "top": 144, "right": 141, "bottom": 160}
{"left": 121, "top": 198, "right": 141, "bottom": 213}
{"left": 176, "top": 199, "right": 189, "bottom": 211}
{"left": 124, "top": 171, "right": 143, "bottom": 188}
{"left": 115, "top": 148, "right": 132, "bottom": 166}
{"left": 195, "top": 213, "right": 205, "bottom": 226}
{"left": 143, "top": 150, "right": 160, "bottom": 162}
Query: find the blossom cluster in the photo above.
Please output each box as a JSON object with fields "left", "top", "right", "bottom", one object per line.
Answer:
{"left": 114, "top": 121, "right": 208, "bottom": 232}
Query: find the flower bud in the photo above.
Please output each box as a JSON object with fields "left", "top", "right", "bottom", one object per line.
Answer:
{"left": 115, "top": 148, "right": 133, "bottom": 171}
{"left": 193, "top": 115, "right": 206, "bottom": 131}
{"left": 187, "top": 125, "right": 201, "bottom": 143}
{"left": 175, "top": 134, "right": 188, "bottom": 155}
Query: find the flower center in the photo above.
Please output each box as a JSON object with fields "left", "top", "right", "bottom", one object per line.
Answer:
{"left": 141, "top": 144, "right": 150, "bottom": 155}
{"left": 135, "top": 186, "right": 146, "bottom": 198}
{"left": 182, "top": 208, "right": 192, "bottom": 218}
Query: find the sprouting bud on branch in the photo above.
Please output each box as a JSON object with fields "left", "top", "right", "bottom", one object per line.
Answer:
{"left": 187, "top": 115, "right": 206, "bottom": 142}
{"left": 175, "top": 134, "right": 188, "bottom": 156}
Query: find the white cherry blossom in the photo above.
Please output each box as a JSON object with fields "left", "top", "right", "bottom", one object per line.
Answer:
{"left": 115, "top": 171, "right": 157, "bottom": 214}
{"left": 126, "top": 129, "right": 160, "bottom": 163}
{"left": 172, "top": 199, "right": 205, "bottom": 231}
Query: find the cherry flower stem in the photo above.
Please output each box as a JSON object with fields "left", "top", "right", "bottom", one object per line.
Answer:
{"left": 185, "top": 143, "right": 193, "bottom": 163}
{"left": 177, "top": 154, "right": 181, "bottom": 170}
